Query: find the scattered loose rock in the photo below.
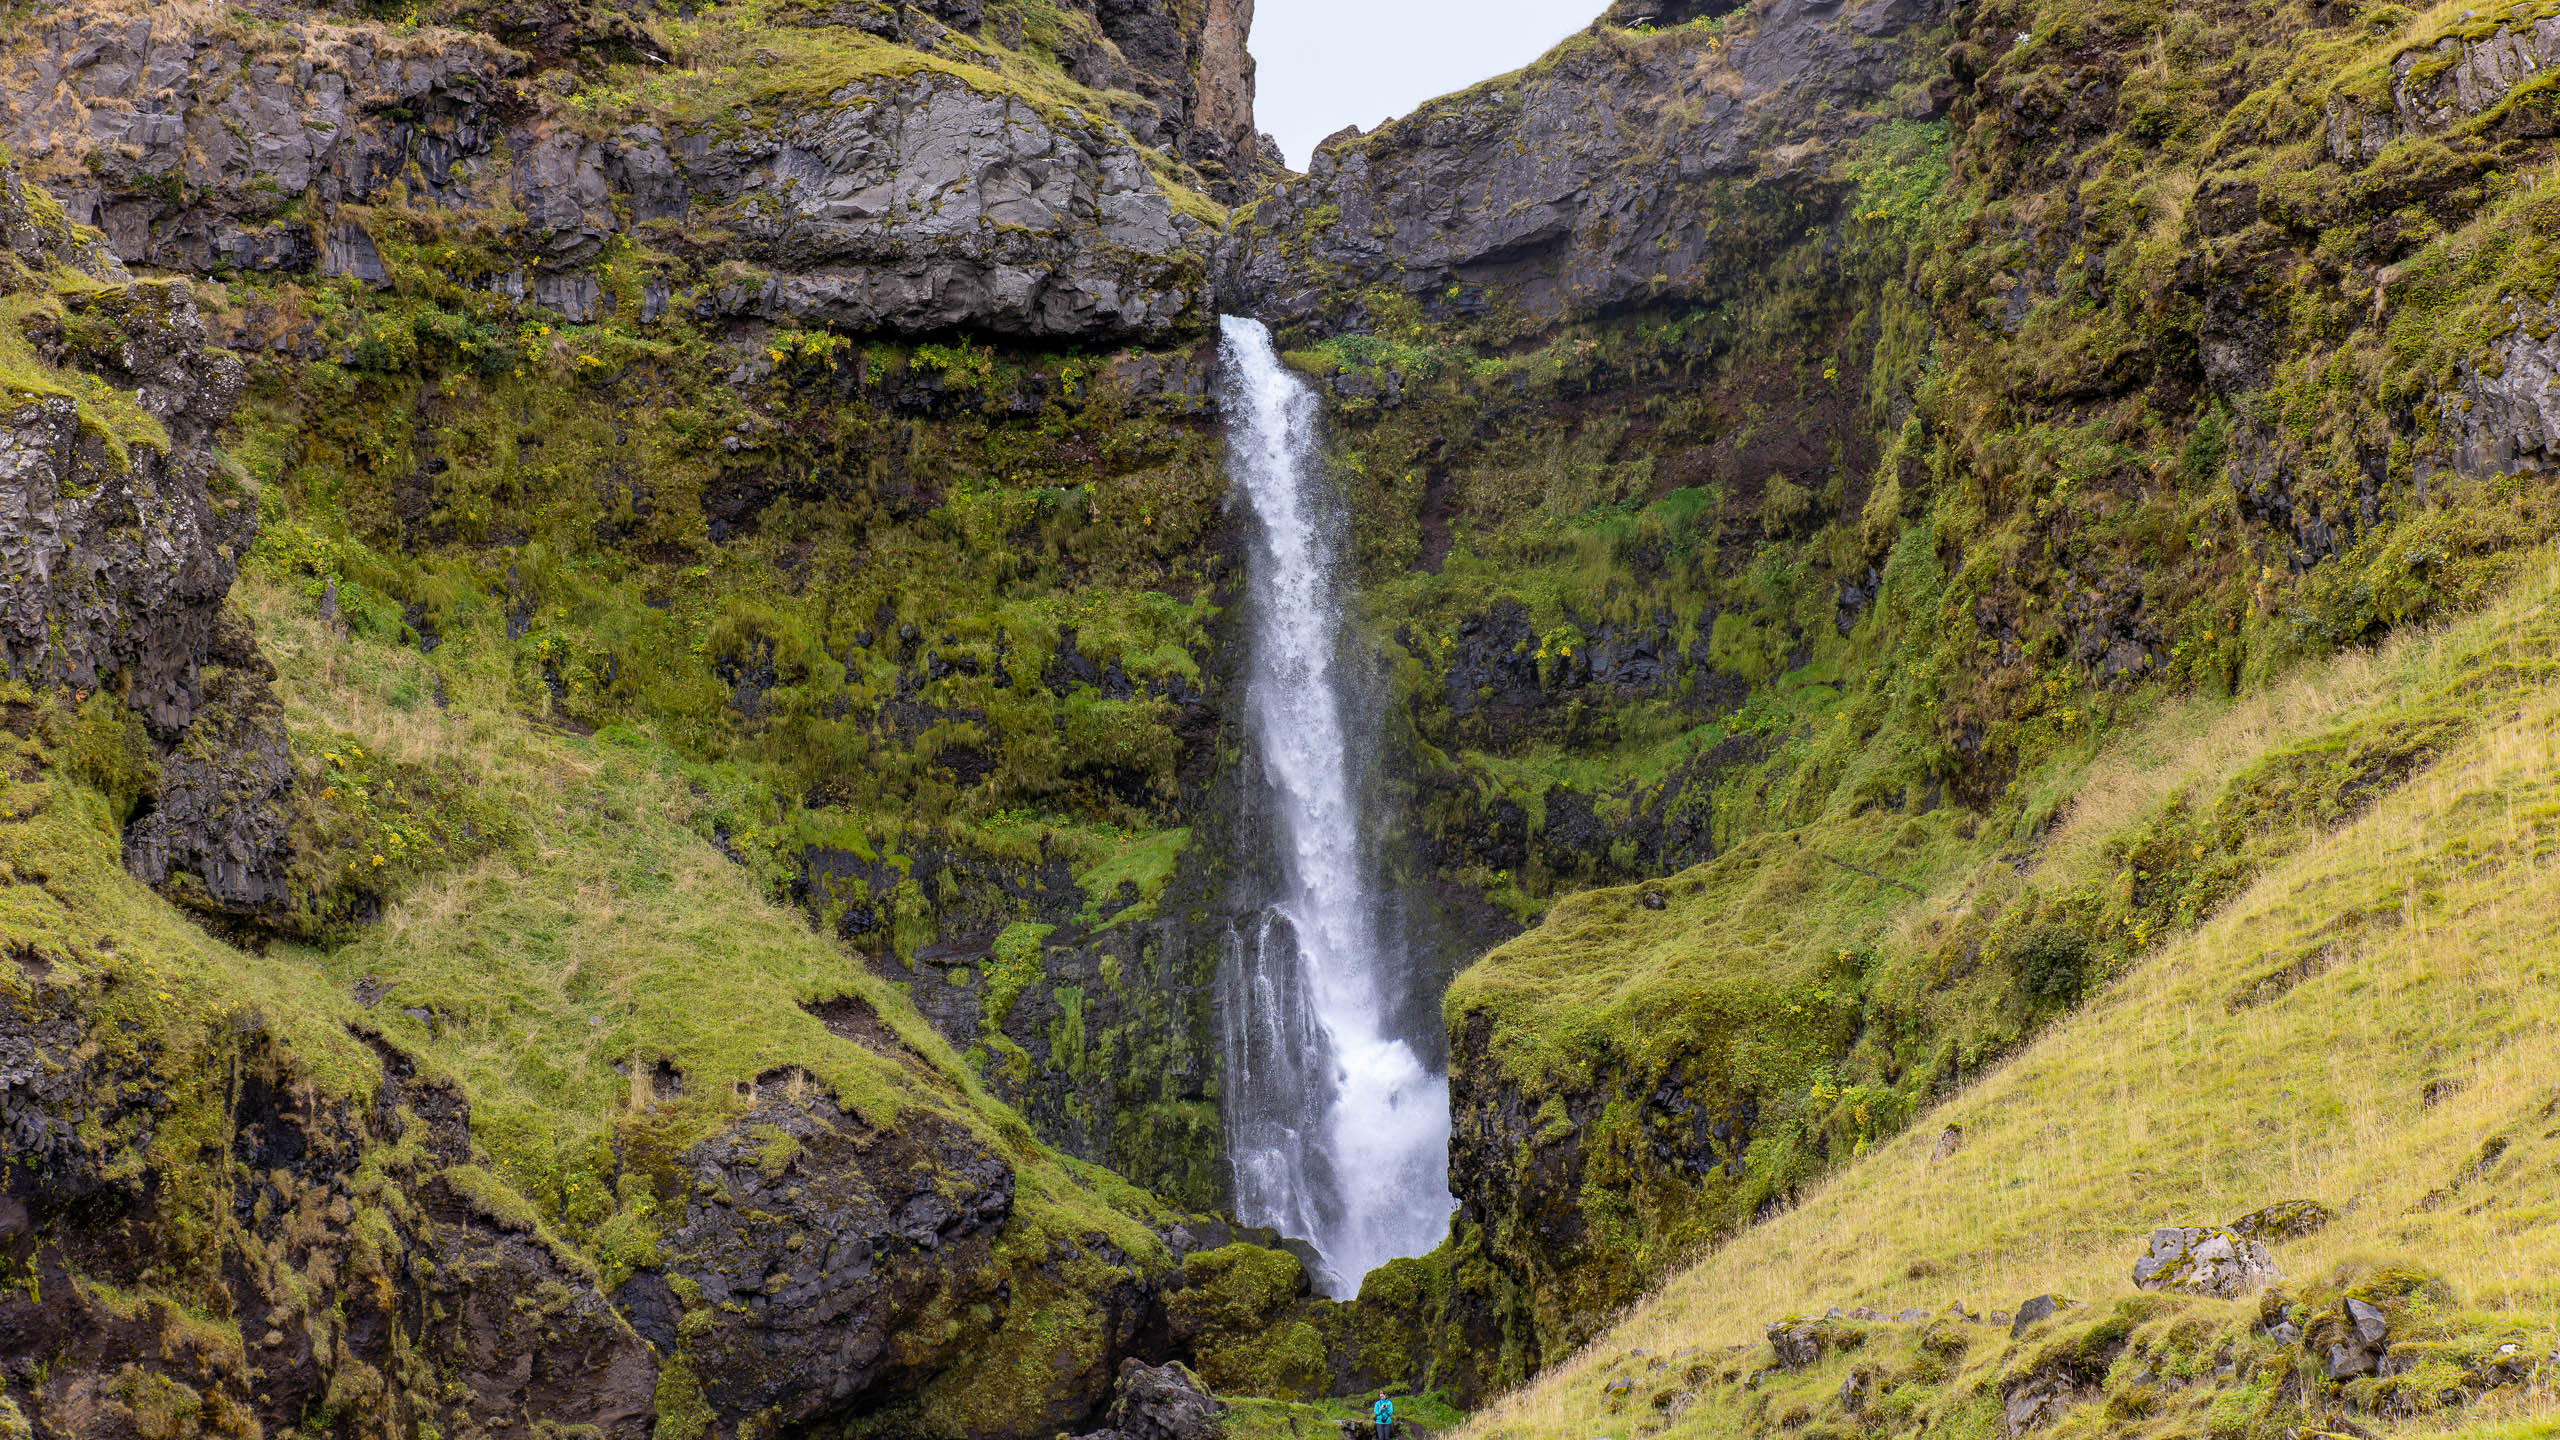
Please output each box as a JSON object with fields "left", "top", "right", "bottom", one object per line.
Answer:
{"left": 2318, "top": 1296, "right": 2396, "bottom": 1379}
{"left": 2009, "top": 1294, "right": 2072, "bottom": 1339}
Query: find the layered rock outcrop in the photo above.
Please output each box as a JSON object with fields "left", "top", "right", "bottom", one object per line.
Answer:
{"left": 0, "top": 0, "right": 1262, "bottom": 342}
{"left": 1224, "top": 0, "right": 1944, "bottom": 338}
{"left": 0, "top": 961, "right": 1215, "bottom": 1440}
{"left": 0, "top": 160, "right": 293, "bottom": 923}
{"left": 0, "top": 141, "right": 1282, "bottom": 1438}
{"left": 1, "top": 980, "right": 661, "bottom": 1440}
{"left": 2322, "top": 14, "right": 2560, "bottom": 165}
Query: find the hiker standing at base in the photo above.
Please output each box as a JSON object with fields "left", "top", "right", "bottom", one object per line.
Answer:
{"left": 1372, "top": 1389, "right": 1395, "bottom": 1440}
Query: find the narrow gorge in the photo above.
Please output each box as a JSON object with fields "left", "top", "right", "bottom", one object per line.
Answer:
{"left": 5, "top": 0, "right": 2560, "bottom": 1436}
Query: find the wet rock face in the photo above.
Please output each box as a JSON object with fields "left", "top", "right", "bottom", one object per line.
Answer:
{"left": 0, "top": 0, "right": 1243, "bottom": 342}
{"left": 0, "top": 162, "right": 295, "bottom": 924}
{"left": 628, "top": 1084, "right": 1019, "bottom": 1430}
{"left": 1224, "top": 0, "right": 1940, "bottom": 337}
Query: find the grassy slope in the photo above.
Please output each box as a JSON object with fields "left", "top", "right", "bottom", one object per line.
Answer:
{"left": 236, "top": 554, "right": 1175, "bottom": 1258}
{"left": 1452, "top": 557, "right": 2560, "bottom": 1438}
{"left": 1416, "top": 498, "right": 2560, "bottom": 1366}
{"left": 1, "top": 536, "right": 1186, "bottom": 1429}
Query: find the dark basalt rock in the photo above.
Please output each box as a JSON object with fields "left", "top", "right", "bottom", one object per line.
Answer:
{"left": 0, "top": 1, "right": 1259, "bottom": 342}
{"left": 1069, "top": 1357, "right": 1224, "bottom": 1440}
{"left": 1223, "top": 0, "right": 1943, "bottom": 339}
{"left": 634, "top": 1083, "right": 1022, "bottom": 1430}
{"left": 121, "top": 612, "right": 296, "bottom": 922}
{"left": 1, "top": 985, "right": 660, "bottom": 1440}
{"left": 0, "top": 161, "right": 295, "bottom": 928}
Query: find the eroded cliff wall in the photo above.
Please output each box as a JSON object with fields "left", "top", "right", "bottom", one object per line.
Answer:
{"left": 1214, "top": 0, "right": 2560, "bottom": 1407}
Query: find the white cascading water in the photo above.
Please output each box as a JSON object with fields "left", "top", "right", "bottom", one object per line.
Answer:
{"left": 1215, "top": 315, "right": 1453, "bottom": 1298}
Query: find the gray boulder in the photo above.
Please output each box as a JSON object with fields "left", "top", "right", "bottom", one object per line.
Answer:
{"left": 1767, "top": 1317, "right": 1828, "bottom": 1371}
{"left": 2010, "top": 1294, "right": 2069, "bottom": 1339}
{"left": 2130, "top": 1226, "right": 2279, "bottom": 1299}
{"left": 1073, "top": 1358, "right": 1223, "bottom": 1440}
{"left": 2322, "top": 1296, "right": 2395, "bottom": 1379}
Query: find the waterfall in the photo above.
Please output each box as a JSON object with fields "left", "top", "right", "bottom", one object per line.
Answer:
{"left": 1215, "top": 315, "right": 1453, "bottom": 1298}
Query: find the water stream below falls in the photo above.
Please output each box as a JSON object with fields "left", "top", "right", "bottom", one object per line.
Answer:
{"left": 1215, "top": 315, "right": 1454, "bottom": 1298}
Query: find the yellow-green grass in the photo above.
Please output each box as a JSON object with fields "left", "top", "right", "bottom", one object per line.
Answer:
{"left": 0, "top": 289, "right": 172, "bottom": 475}
{"left": 1454, "top": 569, "right": 2560, "bottom": 1437}
{"left": 232, "top": 564, "right": 1175, "bottom": 1269}
{"left": 1454, "top": 532, "right": 2560, "bottom": 1088}
{"left": 3, "top": 539, "right": 1185, "bottom": 1294}
{"left": 2, "top": 559, "right": 1193, "bottom": 1435}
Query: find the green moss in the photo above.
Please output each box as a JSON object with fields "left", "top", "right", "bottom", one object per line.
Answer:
{"left": 1166, "top": 1245, "right": 1335, "bottom": 1398}
{"left": 59, "top": 691, "right": 155, "bottom": 824}
{"left": 439, "top": 1164, "right": 544, "bottom": 1234}
{"left": 650, "top": 1359, "right": 712, "bottom": 1440}
{"left": 1074, "top": 827, "right": 1189, "bottom": 928}
{"left": 981, "top": 921, "right": 1056, "bottom": 1027}
{"left": 747, "top": 1124, "right": 802, "bottom": 1183}
{"left": 0, "top": 292, "right": 173, "bottom": 473}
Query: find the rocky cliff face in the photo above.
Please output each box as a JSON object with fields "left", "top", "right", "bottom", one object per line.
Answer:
{"left": 13, "top": 0, "right": 2560, "bottom": 1427}
{"left": 0, "top": 0, "right": 1270, "bottom": 342}
{"left": 0, "top": 0, "right": 1308, "bottom": 1427}
{"left": 1226, "top": 0, "right": 1944, "bottom": 339}
{"left": 1238, "top": 0, "right": 2560, "bottom": 1402}
{"left": 1, "top": 924, "right": 1277, "bottom": 1440}
{"left": 0, "top": 158, "right": 294, "bottom": 926}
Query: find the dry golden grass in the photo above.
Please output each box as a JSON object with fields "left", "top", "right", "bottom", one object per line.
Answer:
{"left": 1460, "top": 569, "right": 2560, "bottom": 1439}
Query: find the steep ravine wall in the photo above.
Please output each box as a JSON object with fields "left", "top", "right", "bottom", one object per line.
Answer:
{"left": 1225, "top": 0, "right": 2560, "bottom": 1411}
{"left": 0, "top": 2, "right": 1326, "bottom": 1436}
{"left": 14, "top": 0, "right": 2560, "bottom": 1428}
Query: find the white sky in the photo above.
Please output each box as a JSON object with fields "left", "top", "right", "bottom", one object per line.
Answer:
{"left": 1250, "top": 0, "right": 1597, "bottom": 170}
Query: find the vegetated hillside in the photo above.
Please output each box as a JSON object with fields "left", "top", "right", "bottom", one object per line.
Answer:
{"left": 11, "top": 0, "right": 2560, "bottom": 1426}
{"left": 0, "top": 0, "right": 1337, "bottom": 1432}
{"left": 0, "top": 0, "right": 1298, "bottom": 1213}
{"left": 1, "top": 537, "right": 1243, "bottom": 1440}
{"left": 1201, "top": 0, "right": 2560, "bottom": 1408}
{"left": 1452, "top": 551, "right": 2560, "bottom": 1438}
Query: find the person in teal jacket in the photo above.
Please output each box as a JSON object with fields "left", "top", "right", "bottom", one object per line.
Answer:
{"left": 1372, "top": 1390, "right": 1394, "bottom": 1439}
